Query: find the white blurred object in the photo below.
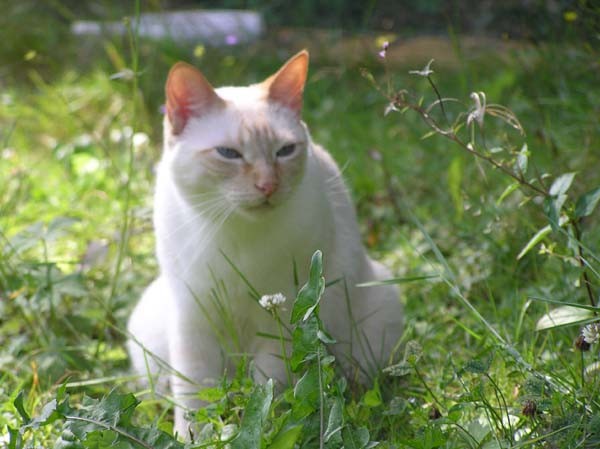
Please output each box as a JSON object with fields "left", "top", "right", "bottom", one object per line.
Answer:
{"left": 71, "top": 10, "right": 263, "bottom": 45}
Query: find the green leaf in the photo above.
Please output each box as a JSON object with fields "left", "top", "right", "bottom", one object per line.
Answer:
{"left": 543, "top": 196, "right": 563, "bottom": 233}
{"left": 496, "top": 182, "right": 520, "bottom": 206}
{"left": 362, "top": 380, "right": 382, "bottom": 408}
{"left": 266, "top": 423, "right": 303, "bottom": 449}
{"left": 290, "top": 316, "right": 320, "bottom": 371}
{"left": 404, "top": 340, "right": 423, "bottom": 364}
{"left": 536, "top": 306, "right": 595, "bottom": 330}
{"left": 65, "top": 392, "right": 140, "bottom": 440}
{"left": 292, "top": 367, "right": 320, "bottom": 419}
{"left": 383, "top": 397, "right": 409, "bottom": 416}
{"left": 13, "top": 392, "right": 31, "bottom": 424}
{"left": 446, "top": 404, "right": 465, "bottom": 422}
{"left": 400, "top": 426, "right": 445, "bottom": 449}
{"left": 514, "top": 143, "right": 528, "bottom": 176}
{"left": 317, "top": 329, "right": 336, "bottom": 344}
{"left": 20, "top": 390, "right": 184, "bottom": 449}
{"left": 420, "top": 130, "right": 438, "bottom": 140}
{"left": 323, "top": 398, "right": 343, "bottom": 443}
{"left": 463, "top": 355, "right": 492, "bottom": 374}
{"left": 45, "top": 216, "right": 80, "bottom": 241}
{"left": 575, "top": 187, "right": 600, "bottom": 218}
{"left": 7, "top": 426, "right": 21, "bottom": 449}
{"left": 342, "top": 426, "right": 370, "bottom": 449}
{"left": 26, "top": 399, "right": 63, "bottom": 428}
{"left": 80, "top": 430, "right": 125, "bottom": 449}
{"left": 197, "top": 386, "right": 225, "bottom": 402}
{"left": 231, "top": 379, "right": 274, "bottom": 449}
{"left": 516, "top": 216, "right": 568, "bottom": 260}
{"left": 383, "top": 361, "right": 412, "bottom": 377}
{"left": 291, "top": 251, "right": 325, "bottom": 324}
{"left": 549, "top": 172, "right": 576, "bottom": 196}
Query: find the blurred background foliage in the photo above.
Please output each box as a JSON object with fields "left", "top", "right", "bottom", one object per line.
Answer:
{"left": 1, "top": 0, "right": 598, "bottom": 81}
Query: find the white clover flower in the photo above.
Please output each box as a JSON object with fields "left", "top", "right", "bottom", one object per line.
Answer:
{"left": 467, "top": 91, "right": 486, "bottom": 127}
{"left": 259, "top": 293, "right": 287, "bottom": 311}
{"left": 582, "top": 323, "right": 600, "bottom": 345}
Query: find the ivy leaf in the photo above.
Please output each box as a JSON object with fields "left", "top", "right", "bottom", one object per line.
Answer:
{"left": 291, "top": 251, "right": 325, "bottom": 324}
{"left": 575, "top": 187, "right": 600, "bottom": 218}
{"left": 231, "top": 380, "right": 274, "bottom": 449}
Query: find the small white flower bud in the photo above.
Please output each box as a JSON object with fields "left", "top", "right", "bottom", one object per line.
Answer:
{"left": 259, "top": 293, "right": 287, "bottom": 311}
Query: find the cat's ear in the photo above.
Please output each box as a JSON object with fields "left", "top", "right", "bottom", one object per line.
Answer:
{"left": 165, "top": 62, "right": 224, "bottom": 135}
{"left": 264, "top": 50, "right": 309, "bottom": 116}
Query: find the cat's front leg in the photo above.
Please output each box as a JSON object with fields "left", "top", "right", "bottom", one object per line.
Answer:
{"left": 167, "top": 302, "right": 226, "bottom": 439}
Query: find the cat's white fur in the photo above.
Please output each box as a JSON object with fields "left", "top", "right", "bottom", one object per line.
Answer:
{"left": 127, "top": 51, "right": 403, "bottom": 437}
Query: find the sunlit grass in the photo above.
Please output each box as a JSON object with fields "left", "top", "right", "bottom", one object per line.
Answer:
{"left": 1, "top": 9, "right": 600, "bottom": 447}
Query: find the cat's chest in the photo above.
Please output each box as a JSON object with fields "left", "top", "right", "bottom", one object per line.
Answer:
{"left": 205, "top": 212, "right": 327, "bottom": 293}
{"left": 159, "top": 202, "right": 332, "bottom": 301}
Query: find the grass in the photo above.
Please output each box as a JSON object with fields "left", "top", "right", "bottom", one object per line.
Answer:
{"left": 1, "top": 4, "right": 600, "bottom": 448}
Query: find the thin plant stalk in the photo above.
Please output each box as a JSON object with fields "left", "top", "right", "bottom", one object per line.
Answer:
{"left": 274, "top": 310, "right": 293, "bottom": 385}
{"left": 106, "top": 1, "right": 141, "bottom": 320}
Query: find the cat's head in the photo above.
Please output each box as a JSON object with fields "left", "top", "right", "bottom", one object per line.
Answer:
{"left": 163, "top": 50, "right": 310, "bottom": 216}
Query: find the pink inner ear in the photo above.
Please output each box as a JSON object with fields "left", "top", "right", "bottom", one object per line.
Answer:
{"left": 267, "top": 50, "right": 309, "bottom": 116}
{"left": 165, "top": 62, "right": 222, "bottom": 135}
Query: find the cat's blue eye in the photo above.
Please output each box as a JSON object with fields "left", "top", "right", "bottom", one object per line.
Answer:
{"left": 276, "top": 144, "right": 296, "bottom": 158}
{"left": 216, "top": 146, "right": 242, "bottom": 159}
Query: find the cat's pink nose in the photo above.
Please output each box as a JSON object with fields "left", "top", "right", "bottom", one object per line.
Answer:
{"left": 255, "top": 181, "right": 277, "bottom": 197}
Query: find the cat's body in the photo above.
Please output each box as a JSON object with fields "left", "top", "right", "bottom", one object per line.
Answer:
{"left": 127, "top": 51, "right": 403, "bottom": 437}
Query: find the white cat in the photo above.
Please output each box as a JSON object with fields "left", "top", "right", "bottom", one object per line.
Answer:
{"left": 127, "top": 50, "right": 403, "bottom": 437}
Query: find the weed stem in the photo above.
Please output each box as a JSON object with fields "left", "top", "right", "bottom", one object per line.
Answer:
{"left": 573, "top": 222, "right": 596, "bottom": 307}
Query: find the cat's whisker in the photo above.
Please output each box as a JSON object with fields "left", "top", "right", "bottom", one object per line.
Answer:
{"left": 159, "top": 197, "right": 229, "bottom": 225}
{"left": 325, "top": 173, "right": 346, "bottom": 188}
{"left": 178, "top": 204, "right": 236, "bottom": 278}
{"left": 183, "top": 192, "right": 223, "bottom": 202}
{"left": 161, "top": 201, "right": 233, "bottom": 243}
